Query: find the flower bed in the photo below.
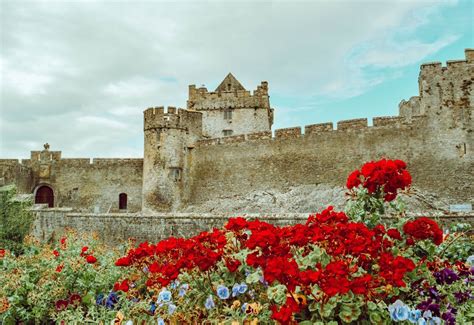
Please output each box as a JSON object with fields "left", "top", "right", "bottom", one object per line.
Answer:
{"left": 1, "top": 159, "right": 473, "bottom": 324}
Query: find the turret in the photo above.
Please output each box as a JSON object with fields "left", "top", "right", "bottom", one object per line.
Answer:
{"left": 142, "top": 106, "right": 202, "bottom": 212}
{"left": 400, "top": 49, "right": 473, "bottom": 129}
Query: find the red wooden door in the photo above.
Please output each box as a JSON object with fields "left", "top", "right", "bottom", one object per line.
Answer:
{"left": 35, "top": 186, "right": 54, "bottom": 207}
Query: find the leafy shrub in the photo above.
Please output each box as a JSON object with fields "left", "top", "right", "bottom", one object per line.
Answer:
{"left": 0, "top": 185, "right": 34, "bottom": 255}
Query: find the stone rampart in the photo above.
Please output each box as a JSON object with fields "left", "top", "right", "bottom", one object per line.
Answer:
{"left": 189, "top": 112, "right": 472, "bottom": 211}
{"left": 31, "top": 209, "right": 474, "bottom": 245}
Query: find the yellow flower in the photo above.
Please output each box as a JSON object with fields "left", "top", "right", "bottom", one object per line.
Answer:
{"left": 0, "top": 297, "right": 9, "bottom": 313}
{"left": 231, "top": 300, "right": 241, "bottom": 309}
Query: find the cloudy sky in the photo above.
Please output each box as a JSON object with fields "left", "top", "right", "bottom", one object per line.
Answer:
{"left": 0, "top": 0, "right": 472, "bottom": 158}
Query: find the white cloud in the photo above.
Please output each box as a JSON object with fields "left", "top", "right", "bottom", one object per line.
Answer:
{"left": 349, "top": 35, "right": 459, "bottom": 68}
{"left": 0, "top": 0, "right": 461, "bottom": 158}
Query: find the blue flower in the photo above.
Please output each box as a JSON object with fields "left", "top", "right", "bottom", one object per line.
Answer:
{"left": 158, "top": 289, "right": 172, "bottom": 303}
{"left": 241, "top": 303, "right": 248, "bottom": 313}
{"left": 417, "top": 318, "right": 427, "bottom": 325}
{"left": 96, "top": 293, "right": 105, "bottom": 306}
{"left": 408, "top": 309, "right": 422, "bottom": 323}
{"left": 216, "top": 285, "right": 230, "bottom": 300}
{"left": 178, "top": 283, "right": 189, "bottom": 297}
{"left": 105, "top": 292, "right": 118, "bottom": 309}
{"left": 232, "top": 284, "right": 240, "bottom": 297}
{"left": 204, "top": 295, "right": 215, "bottom": 309}
{"left": 388, "top": 300, "right": 409, "bottom": 321}
{"left": 238, "top": 283, "right": 248, "bottom": 294}
{"left": 168, "top": 303, "right": 177, "bottom": 315}
{"left": 149, "top": 301, "right": 157, "bottom": 315}
{"left": 157, "top": 318, "right": 165, "bottom": 325}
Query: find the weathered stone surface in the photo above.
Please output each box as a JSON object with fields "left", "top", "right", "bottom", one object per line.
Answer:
{"left": 1, "top": 50, "right": 473, "bottom": 242}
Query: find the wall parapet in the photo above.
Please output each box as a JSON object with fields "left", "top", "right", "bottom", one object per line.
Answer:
{"left": 373, "top": 116, "right": 404, "bottom": 127}
{"left": 194, "top": 113, "right": 428, "bottom": 148}
{"left": 337, "top": 118, "right": 368, "bottom": 131}
{"left": 143, "top": 106, "right": 202, "bottom": 132}
{"left": 305, "top": 122, "right": 334, "bottom": 135}
{"left": 275, "top": 127, "right": 301, "bottom": 139}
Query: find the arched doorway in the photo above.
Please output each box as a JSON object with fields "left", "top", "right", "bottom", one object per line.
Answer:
{"left": 35, "top": 185, "right": 54, "bottom": 207}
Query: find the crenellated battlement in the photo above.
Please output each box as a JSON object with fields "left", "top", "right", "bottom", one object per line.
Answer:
{"left": 195, "top": 114, "right": 429, "bottom": 148}
{"left": 187, "top": 74, "right": 270, "bottom": 111}
{"left": 143, "top": 106, "right": 202, "bottom": 133}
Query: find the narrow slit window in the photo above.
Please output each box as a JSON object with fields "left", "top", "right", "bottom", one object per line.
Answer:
{"left": 224, "top": 110, "right": 232, "bottom": 120}
{"left": 119, "top": 193, "right": 127, "bottom": 210}
{"left": 169, "top": 167, "right": 182, "bottom": 182}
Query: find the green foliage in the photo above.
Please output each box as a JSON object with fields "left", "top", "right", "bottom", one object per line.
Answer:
{"left": 0, "top": 185, "right": 34, "bottom": 255}
{"left": 0, "top": 230, "right": 128, "bottom": 324}
{"left": 436, "top": 222, "right": 474, "bottom": 261}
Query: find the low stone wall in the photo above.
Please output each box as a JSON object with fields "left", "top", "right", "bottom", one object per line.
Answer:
{"left": 31, "top": 208, "right": 474, "bottom": 245}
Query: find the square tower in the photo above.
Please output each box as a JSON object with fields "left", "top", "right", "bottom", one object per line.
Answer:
{"left": 187, "top": 73, "right": 274, "bottom": 138}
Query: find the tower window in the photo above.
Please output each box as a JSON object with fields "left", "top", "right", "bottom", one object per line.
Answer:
{"left": 169, "top": 167, "right": 182, "bottom": 181}
{"left": 223, "top": 130, "right": 233, "bottom": 136}
{"left": 119, "top": 193, "right": 127, "bottom": 210}
{"left": 224, "top": 110, "right": 232, "bottom": 120}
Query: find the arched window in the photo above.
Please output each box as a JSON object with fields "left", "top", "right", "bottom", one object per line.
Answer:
{"left": 35, "top": 185, "right": 54, "bottom": 207}
{"left": 119, "top": 193, "right": 127, "bottom": 210}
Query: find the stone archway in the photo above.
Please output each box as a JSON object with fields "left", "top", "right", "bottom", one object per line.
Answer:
{"left": 35, "top": 185, "right": 54, "bottom": 207}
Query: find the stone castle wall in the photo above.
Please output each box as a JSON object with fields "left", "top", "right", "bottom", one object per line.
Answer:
{"left": 185, "top": 50, "right": 473, "bottom": 211}
{"left": 0, "top": 157, "right": 143, "bottom": 213}
{"left": 1, "top": 50, "right": 473, "bottom": 238}
{"left": 31, "top": 208, "right": 474, "bottom": 245}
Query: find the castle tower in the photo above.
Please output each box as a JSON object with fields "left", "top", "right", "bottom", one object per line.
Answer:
{"left": 399, "top": 48, "right": 473, "bottom": 130}
{"left": 187, "top": 73, "right": 274, "bottom": 138}
{"left": 142, "top": 106, "right": 202, "bottom": 212}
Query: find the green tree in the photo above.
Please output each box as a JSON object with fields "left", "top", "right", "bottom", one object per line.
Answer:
{"left": 0, "top": 184, "right": 34, "bottom": 255}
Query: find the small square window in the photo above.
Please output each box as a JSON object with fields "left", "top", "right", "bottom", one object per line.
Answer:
{"left": 223, "top": 130, "right": 233, "bottom": 136}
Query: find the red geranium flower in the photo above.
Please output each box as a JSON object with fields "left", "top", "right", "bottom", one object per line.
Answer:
{"left": 53, "top": 250, "right": 60, "bottom": 257}
{"left": 270, "top": 296, "right": 300, "bottom": 325}
{"left": 346, "top": 159, "right": 411, "bottom": 201}
{"left": 403, "top": 217, "right": 443, "bottom": 245}
{"left": 115, "top": 256, "right": 131, "bottom": 267}
{"left": 387, "top": 228, "right": 402, "bottom": 240}
{"left": 56, "top": 264, "right": 64, "bottom": 273}
{"left": 225, "top": 259, "right": 241, "bottom": 272}
{"left": 85, "top": 255, "right": 97, "bottom": 264}
{"left": 113, "top": 279, "right": 130, "bottom": 292}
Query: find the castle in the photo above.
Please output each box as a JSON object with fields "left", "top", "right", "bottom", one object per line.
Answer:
{"left": 0, "top": 50, "right": 473, "bottom": 242}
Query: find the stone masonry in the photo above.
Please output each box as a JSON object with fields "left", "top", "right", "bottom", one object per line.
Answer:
{"left": 1, "top": 49, "right": 473, "bottom": 242}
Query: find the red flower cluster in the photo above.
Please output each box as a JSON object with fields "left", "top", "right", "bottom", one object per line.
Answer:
{"left": 270, "top": 296, "right": 300, "bottom": 325}
{"left": 403, "top": 217, "right": 443, "bottom": 245}
{"left": 77, "top": 245, "right": 98, "bottom": 264}
{"left": 54, "top": 294, "right": 81, "bottom": 311}
{"left": 115, "top": 229, "right": 227, "bottom": 287}
{"left": 113, "top": 279, "right": 130, "bottom": 292}
{"left": 346, "top": 159, "right": 411, "bottom": 201}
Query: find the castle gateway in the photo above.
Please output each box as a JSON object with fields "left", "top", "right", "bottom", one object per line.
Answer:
{"left": 1, "top": 50, "right": 472, "bottom": 229}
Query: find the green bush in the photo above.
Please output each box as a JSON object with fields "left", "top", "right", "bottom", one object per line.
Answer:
{"left": 0, "top": 185, "right": 34, "bottom": 255}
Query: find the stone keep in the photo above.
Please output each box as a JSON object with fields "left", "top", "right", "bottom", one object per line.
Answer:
{"left": 187, "top": 73, "right": 274, "bottom": 138}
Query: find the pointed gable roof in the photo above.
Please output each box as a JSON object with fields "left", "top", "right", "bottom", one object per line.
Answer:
{"left": 215, "top": 73, "right": 246, "bottom": 92}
